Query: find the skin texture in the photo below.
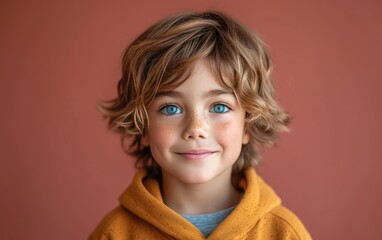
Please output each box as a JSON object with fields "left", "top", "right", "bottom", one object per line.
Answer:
{"left": 142, "top": 60, "right": 249, "bottom": 214}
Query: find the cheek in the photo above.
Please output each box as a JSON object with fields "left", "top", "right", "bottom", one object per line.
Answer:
{"left": 148, "top": 121, "right": 178, "bottom": 150}
{"left": 213, "top": 119, "right": 245, "bottom": 146}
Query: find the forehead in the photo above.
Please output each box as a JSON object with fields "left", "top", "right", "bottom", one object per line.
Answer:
{"left": 157, "top": 59, "right": 235, "bottom": 94}
{"left": 152, "top": 60, "right": 239, "bottom": 107}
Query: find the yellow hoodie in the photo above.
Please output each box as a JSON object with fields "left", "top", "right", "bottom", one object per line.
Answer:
{"left": 89, "top": 168, "right": 311, "bottom": 239}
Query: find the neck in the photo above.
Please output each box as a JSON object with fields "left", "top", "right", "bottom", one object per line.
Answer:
{"left": 161, "top": 169, "right": 241, "bottom": 215}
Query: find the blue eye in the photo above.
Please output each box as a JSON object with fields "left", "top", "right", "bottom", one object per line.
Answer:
{"left": 210, "top": 104, "right": 229, "bottom": 113}
{"left": 160, "top": 105, "right": 182, "bottom": 115}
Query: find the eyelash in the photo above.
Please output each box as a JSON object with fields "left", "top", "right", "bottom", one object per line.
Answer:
{"left": 159, "top": 104, "right": 182, "bottom": 115}
{"left": 159, "top": 102, "right": 232, "bottom": 115}
{"left": 210, "top": 102, "right": 232, "bottom": 113}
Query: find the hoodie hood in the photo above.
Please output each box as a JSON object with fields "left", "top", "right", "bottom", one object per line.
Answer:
{"left": 119, "top": 167, "right": 281, "bottom": 240}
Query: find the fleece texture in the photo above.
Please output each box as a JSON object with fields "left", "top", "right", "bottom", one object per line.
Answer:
{"left": 89, "top": 168, "right": 311, "bottom": 240}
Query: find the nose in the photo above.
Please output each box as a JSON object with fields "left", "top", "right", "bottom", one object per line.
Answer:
{"left": 182, "top": 114, "right": 209, "bottom": 140}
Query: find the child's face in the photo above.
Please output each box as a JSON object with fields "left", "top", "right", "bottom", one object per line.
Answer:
{"left": 142, "top": 60, "right": 249, "bottom": 185}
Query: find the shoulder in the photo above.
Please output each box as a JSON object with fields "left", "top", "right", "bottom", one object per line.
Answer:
{"left": 259, "top": 206, "right": 312, "bottom": 240}
{"left": 88, "top": 205, "right": 166, "bottom": 240}
{"left": 88, "top": 206, "right": 130, "bottom": 240}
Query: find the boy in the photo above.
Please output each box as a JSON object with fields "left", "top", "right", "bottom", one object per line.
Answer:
{"left": 90, "top": 11, "right": 311, "bottom": 239}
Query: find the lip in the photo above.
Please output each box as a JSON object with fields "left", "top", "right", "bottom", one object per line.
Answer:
{"left": 176, "top": 150, "right": 216, "bottom": 160}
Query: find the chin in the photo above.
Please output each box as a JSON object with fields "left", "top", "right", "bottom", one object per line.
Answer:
{"left": 179, "top": 172, "right": 215, "bottom": 185}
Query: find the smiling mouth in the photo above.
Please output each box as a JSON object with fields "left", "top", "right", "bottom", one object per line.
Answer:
{"left": 176, "top": 150, "right": 216, "bottom": 160}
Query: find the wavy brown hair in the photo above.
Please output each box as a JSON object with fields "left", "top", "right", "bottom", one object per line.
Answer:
{"left": 98, "top": 11, "right": 290, "bottom": 177}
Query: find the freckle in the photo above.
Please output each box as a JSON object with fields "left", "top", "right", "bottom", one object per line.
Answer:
{"left": 216, "top": 122, "right": 229, "bottom": 127}
{"left": 190, "top": 115, "right": 206, "bottom": 128}
{"left": 166, "top": 126, "right": 176, "bottom": 133}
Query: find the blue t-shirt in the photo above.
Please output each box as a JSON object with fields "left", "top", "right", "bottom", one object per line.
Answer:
{"left": 181, "top": 206, "right": 235, "bottom": 237}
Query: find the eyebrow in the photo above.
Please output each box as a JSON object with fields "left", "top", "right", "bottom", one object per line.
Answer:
{"left": 155, "top": 89, "right": 235, "bottom": 99}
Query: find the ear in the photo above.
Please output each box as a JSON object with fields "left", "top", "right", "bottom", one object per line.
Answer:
{"left": 242, "top": 131, "right": 250, "bottom": 145}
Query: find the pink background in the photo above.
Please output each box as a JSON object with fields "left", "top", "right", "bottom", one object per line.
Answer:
{"left": 1, "top": 0, "right": 381, "bottom": 239}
